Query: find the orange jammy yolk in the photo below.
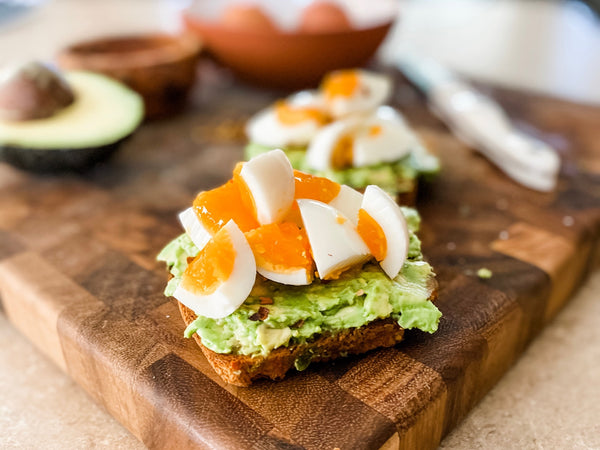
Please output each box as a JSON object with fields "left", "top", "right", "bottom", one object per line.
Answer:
{"left": 357, "top": 209, "right": 387, "bottom": 262}
{"left": 192, "top": 178, "right": 259, "bottom": 235}
{"left": 275, "top": 101, "right": 330, "bottom": 126}
{"left": 245, "top": 222, "right": 313, "bottom": 273}
{"left": 331, "top": 133, "right": 354, "bottom": 169}
{"left": 322, "top": 70, "right": 359, "bottom": 100}
{"left": 232, "top": 162, "right": 259, "bottom": 221}
{"left": 368, "top": 125, "right": 382, "bottom": 137}
{"left": 284, "top": 170, "right": 342, "bottom": 225}
{"left": 181, "top": 227, "right": 236, "bottom": 295}
{"left": 293, "top": 170, "right": 340, "bottom": 203}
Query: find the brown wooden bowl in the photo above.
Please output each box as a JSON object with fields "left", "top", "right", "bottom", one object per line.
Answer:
{"left": 58, "top": 34, "right": 202, "bottom": 119}
{"left": 182, "top": 12, "right": 393, "bottom": 89}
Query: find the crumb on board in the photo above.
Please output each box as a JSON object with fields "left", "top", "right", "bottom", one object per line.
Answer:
{"left": 477, "top": 268, "right": 493, "bottom": 279}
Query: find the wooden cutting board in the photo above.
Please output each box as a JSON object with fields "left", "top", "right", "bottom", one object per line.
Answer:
{"left": 0, "top": 66, "right": 598, "bottom": 450}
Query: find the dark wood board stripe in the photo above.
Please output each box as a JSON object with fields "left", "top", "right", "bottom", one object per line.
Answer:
{"left": 0, "top": 66, "right": 599, "bottom": 449}
{"left": 140, "top": 353, "right": 279, "bottom": 450}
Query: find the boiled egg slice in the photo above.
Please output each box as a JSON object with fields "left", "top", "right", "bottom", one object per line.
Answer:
{"left": 328, "top": 184, "right": 363, "bottom": 225}
{"left": 179, "top": 180, "right": 260, "bottom": 249}
{"left": 357, "top": 185, "right": 409, "bottom": 279}
{"left": 284, "top": 170, "right": 362, "bottom": 226}
{"left": 304, "top": 117, "right": 359, "bottom": 171}
{"left": 178, "top": 206, "right": 211, "bottom": 250}
{"left": 245, "top": 91, "right": 329, "bottom": 148}
{"left": 174, "top": 220, "right": 256, "bottom": 319}
{"left": 305, "top": 108, "right": 418, "bottom": 170}
{"left": 235, "top": 149, "right": 296, "bottom": 225}
{"left": 297, "top": 199, "right": 370, "bottom": 279}
{"left": 321, "top": 69, "right": 391, "bottom": 118}
{"left": 351, "top": 113, "right": 415, "bottom": 167}
{"left": 245, "top": 222, "right": 314, "bottom": 285}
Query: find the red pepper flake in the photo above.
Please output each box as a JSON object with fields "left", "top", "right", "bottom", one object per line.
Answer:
{"left": 249, "top": 306, "right": 269, "bottom": 321}
{"left": 259, "top": 296, "right": 274, "bottom": 305}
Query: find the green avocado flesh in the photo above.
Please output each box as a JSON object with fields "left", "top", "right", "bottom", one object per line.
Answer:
{"left": 157, "top": 208, "right": 441, "bottom": 358}
{"left": 245, "top": 142, "right": 440, "bottom": 196}
{"left": 0, "top": 71, "right": 143, "bottom": 149}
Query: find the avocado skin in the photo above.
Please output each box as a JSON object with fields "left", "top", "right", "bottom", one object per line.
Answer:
{"left": 0, "top": 137, "right": 128, "bottom": 173}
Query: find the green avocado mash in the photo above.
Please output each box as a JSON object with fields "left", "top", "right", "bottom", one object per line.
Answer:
{"left": 244, "top": 142, "right": 440, "bottom": 196}
{"left": 157, "top": 207, "right": 441, "bottom": 359}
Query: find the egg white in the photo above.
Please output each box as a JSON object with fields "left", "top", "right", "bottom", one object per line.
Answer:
{"left": 240, "top": 149, "right": 295, "bottom": 225}
{"left": 257, "top": 265, "right": 313, "bottom": 286}
{"left": 304, "top": 118, "right": 359, "bottom": 171}
{"left": 305, "top": 107, "right": 421, "bottom": 171}
{"left": 328, "top": 184, "right": 363, "bottom": 225}
{"left": 352, "top": 115, "right": 415, "bottom": 167}
{"left": 297, "top": 199, "right": 370, "bottom": 279}
{"left": 173, "top": 220, "right": 257, "bottom": 319}
{"left": 325, "top": 70, "right": 391, "bottom": 118}
{"left": 359, "top": 185, "right": 409, "bottom": 279}
{"left": 178, "top": 207, "right": 211, "bottom": 251}
{"left": 245, "top": 90, "right": 327, "bottom": 148}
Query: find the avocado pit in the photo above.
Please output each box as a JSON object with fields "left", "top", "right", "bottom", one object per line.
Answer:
{"left": 0, "top": 61, "right": 75, "bottom": 122}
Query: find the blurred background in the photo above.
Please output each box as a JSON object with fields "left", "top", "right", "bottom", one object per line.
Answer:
{"left": 1, "top": 0, "right": 599, "bottom": 104}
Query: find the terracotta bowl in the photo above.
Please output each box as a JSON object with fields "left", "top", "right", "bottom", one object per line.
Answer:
{"left": 182, "top": 8, "right": 395, "bottom": 89}
{"left": 58, "top": 34, "right": 202, "bottom": 119}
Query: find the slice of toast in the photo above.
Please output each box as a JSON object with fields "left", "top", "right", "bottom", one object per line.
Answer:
{"left": 178, "top": 285, "right": 437, "bottom": 387}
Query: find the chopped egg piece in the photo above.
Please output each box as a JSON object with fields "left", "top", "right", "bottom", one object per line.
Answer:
{"left": 297, "top": 199, "right": 370, "bottom": 279}
{"left": 180, "top": 178, "right": 261, "bottom": 250}
{"left": 245, "top": 91, "right": 329, "bottom": 148}
{"left": 305, "top": 118, "right": 359, "bottom": 171}
{"left": 174, "top": 220, "right": 256, "bottom": 319}
{"left": 286, "top": 170, "right": 361, "bottom": 226}
{"left": 357, "top": 185, "right": 409, "bottom": 279}
{"left": 245, "top": 222, "right": 314, "bottom": 285}
{"left": 329, "top": 184, "right": 363, "bottom": 225}
{"left": 293, "top": 169, "right": 341, "bottom": 203}
{"left": 352, "top": 114, "right": 414, "bottom": 167}
{"left": 236, "top": 149, "right": 295, "bottom": 225}
{"left": 321, "top": 69, "right": 391, "bottom": 118}
{"left": 178, "top": 207, "right": 211, "bottom": 250}
{"left": 306, "top": 107, "right": 418, "bottom": 170}
{"left": 192, "top": 180, "right": 260, "bottom": 234}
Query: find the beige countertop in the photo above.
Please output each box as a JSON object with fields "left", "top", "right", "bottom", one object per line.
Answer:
{"left": 1, "top": 1, "right": 599, "bottom": 448}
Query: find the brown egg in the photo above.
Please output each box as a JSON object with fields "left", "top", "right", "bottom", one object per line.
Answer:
{"left": 220, "top": 4, "right": 278, "bottom": 32}
{"left": 299, "top": 1, "right": 353, "bottom": 33}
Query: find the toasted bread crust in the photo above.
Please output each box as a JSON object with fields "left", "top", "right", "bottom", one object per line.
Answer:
{"left": 179, "top": 303, "right": 402, "bottom": 387}
{"left": 396, "top": 180, "right": 417, "bottom": 206}
{"left": 177, "top": 253, "right": 437, "bottom": 386}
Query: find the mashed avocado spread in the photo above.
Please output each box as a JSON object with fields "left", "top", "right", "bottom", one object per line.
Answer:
{"left": 157, "top": 207, "right": 441, "bottom": 358}
{"left": 244, "top": 142, "right": 440, "bottom": 196}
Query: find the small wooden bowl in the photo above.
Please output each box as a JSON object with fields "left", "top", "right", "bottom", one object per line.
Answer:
{"left": 182, "top": 11, "right": 393, "bottom": 89}
{"left": 58, "top": 34, "right": 202, "bottom": 119}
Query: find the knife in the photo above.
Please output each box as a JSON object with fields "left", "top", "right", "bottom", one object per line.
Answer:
{"left": 398, "top": 54, "right": 560, "bottom": 192}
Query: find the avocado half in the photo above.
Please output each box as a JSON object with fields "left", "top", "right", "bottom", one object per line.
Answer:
{"left": 0, "top": 71, "right": 144, "bottom": 172}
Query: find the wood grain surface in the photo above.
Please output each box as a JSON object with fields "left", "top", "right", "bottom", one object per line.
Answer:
{"left": 0, "top": 64, "right": 598, "bottom": 450}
